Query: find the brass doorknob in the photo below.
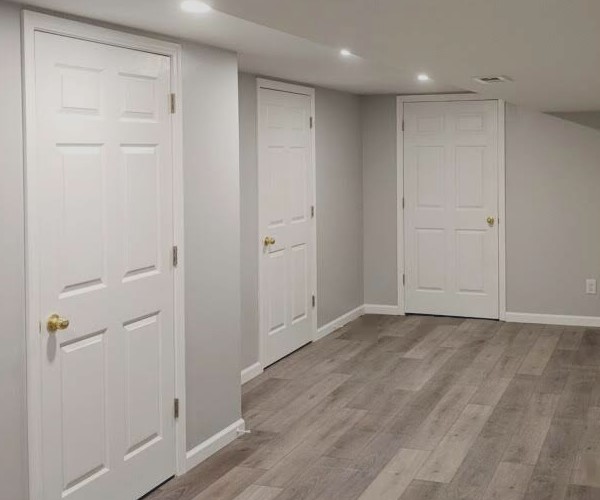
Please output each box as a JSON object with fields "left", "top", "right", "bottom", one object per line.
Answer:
{"left": 47, "top": 314, "right": 70, "bottom": 333}
{"left": 264, "top": 236, "right": 276, "bottom": 246}
{"left": 487, "top": 216, "right": 496, "bottom": 227}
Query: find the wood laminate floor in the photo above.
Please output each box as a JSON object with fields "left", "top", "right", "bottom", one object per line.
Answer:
{"left": 147, "top": 314, "right": 600, "bottom": 500}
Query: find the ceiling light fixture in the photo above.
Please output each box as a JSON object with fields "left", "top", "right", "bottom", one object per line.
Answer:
{"left": 180, "top": 1, "right": 212, "bottom": 14}
{"left": 473, "top": 75, "right": 513, "bottom": 84}
{"left": 340, "top": 49, "right": 353, "bottom": 57}
{"left": 417, "top": 73, "right": 431, "bottom": 82}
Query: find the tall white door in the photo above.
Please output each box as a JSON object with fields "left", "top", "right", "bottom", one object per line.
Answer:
{"left": 258, "top": 86, "right": 315, "bottom": 366}
{"left": 34, "top": 32, "right": 175, "bottom": 499}
{"left": 404, "top": 100, "right": 499, "bottom": 319}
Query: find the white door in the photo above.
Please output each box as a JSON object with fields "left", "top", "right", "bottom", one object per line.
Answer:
{"left": 34, "top": 31, "right": 175, "bottom": 500}
{"left": 258, "top": 86, "right": 315, "bottom": 366}
{"left": 404, "top": 100, "right": 499, "bottom": 319}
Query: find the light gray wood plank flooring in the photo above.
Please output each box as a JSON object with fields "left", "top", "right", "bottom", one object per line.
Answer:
{"left": 146, "top": 315, "right": 600, "bottom": 500}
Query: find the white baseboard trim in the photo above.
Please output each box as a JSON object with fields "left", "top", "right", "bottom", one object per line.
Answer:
{"left": 184, "top": 418, "right": 245, "bottom": 473}
{"left": 364, "top": 304, "right": 405, "bottom": 315}
{"left": 506, "top": 312, "right": 600, "bottom": 328}
{"left": 241, "top": 362, "right": 263, "bottom": 385}
{"left": 315, "top": 305, "right": 365, "bottom": 341}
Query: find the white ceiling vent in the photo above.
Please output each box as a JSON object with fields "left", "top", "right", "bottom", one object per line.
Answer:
{"left": 472, "top": 75, "right": 513, "bottom": 84}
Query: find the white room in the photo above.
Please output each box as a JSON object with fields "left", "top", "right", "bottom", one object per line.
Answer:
{"left": 1, "top": 1, "right": 600, "bottom": 499}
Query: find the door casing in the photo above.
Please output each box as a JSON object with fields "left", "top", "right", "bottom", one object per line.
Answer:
{"left": 23, "top": 11, "right": 187, "bottom": 500}
{"left": 396, "top": 95, "right": 506, "bottom": 320}
{"left": 256, "top": 78, "right": 318, "bottom": 369}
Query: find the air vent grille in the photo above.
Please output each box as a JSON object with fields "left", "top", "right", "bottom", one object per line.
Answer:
{"left": 473, "top": 75, "right": 512, "bottom": 84}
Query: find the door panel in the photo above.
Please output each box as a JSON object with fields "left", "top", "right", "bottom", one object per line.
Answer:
{"left": 123, "top": 313, "right": 162, "bottom": 460}
{"left": 60, "top": 333, "right": 108, "bottom": 495}
{"left": 35, "top": 31, "right": 175, "bottom": 500}
{"left": 58, "top": 145, "right": 107, "bottom": 295}
{"left": 404, "top": 101, "right": 499, "bottom": 319}
{"left": 122, "top": 145, "right": 161, "bottom": 279}
{"left": 267, "top": 250, "right": 287, "bottom": 334}
{"left": 259, "top": 87, "right": 314, "bottom": 366}
{"left": 416, "top": 229, "right": 446, "bottom": 292}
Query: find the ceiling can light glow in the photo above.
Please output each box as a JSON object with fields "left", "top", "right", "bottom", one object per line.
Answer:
{"left": 181, "top": 1, "right": 212, "bottom": 13}
{"left": 417, "top": 73, "right": 431, "bottom": 81}
{"left": 340, "top": 49, "right": 353, "bottom": 57}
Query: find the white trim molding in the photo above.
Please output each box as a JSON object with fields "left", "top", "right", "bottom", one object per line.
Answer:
{"left": 506, "top": 312, "right": 600, "bottom": 328}
{"left": 396, "top": 94, "right": 507, "bottom": 320}
{"left": 22, "top": 11, "right": 187, "bottom": 497}
{"left": 241, "top": 362, "right": 263, "bottom": 385}
{"left": 316, "top": 305, "right": 365, "bottom": 341}
{"left": 363, "top": 304, "right": 405, "bottom": 315}
{"left": 184, "top": 419, "right": 246, "bottom": 473}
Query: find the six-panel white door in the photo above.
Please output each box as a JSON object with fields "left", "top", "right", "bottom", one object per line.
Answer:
{"left": 258, "top": 87, "right": 315, "bottom": 366}
{"left": 35, "top": 32, "right": 175, "bottom": 500}
{"left": 404, "top": 100, "right": 499, "bottom": 319}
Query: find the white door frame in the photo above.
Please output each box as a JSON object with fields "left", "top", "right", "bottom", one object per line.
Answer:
{"left": 396, "top": 94, "right": 506, "bottom": 320}
{"left": 256, "top": 78, "right": 317, "bottom": 368}
{"left": 23, "top": 11, "right": 187, "bottom": 499}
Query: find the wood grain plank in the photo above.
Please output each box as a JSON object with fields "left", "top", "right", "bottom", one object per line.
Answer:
{"left": 524, "top": 416, "right": 585, "bottom": 500}
{"left": 255, "top": 372, "right": 350, "bottom": 432}
{"left": 440, "top": 402, "right": 530, "bottom": 500}
{"left": 572, "top": 407, "right": 600, "bottom": 488}
{"left": 357, "top": 448, "right": 430, "bottom": 500}
{"left": 470, "top": 377, "right": 512, "bottom": 407}
{"left": 503, "top": 392, "right": 559, "bottom": 465}
{"left": 398, "top": 480, "right": 443, "bottom": 500}
{"left": 191, "top": 467, "right": 264, "bottom": 500}
{"left": 557, "top": 327, "right": 585, "bottom": 351}
{"left": 403, "top": 325, "right": 456, "bottom": 359}
{"left": 566, "top": 485, "right": 600, "bottom": 500}
{"left": 232, "top": 485, "right": 282, "bottom": 500}
{"left": 481, "top": 462, "right": 533, "bottom": 500}
{"left": 415, "top": 404, "right": 493, "bottom": 483}
{"left": 518, "top": 329, "right": 561, "bottom": 376}
{"left": 405, "top": 383, "right": 478, "bottom": 451}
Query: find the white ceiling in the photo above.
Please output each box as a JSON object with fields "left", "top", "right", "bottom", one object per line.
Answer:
{"left": 212, "top": 0, "right": 600, "bottom": 112}
{"left": 11, "top": 0, "right": 600, "bottom": 110}
{"left": 10, "top": 0, "right": 460, "bottom": 95}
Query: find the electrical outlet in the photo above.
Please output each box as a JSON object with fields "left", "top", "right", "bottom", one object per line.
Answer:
{"left": 586, "top": 279, "right": 597, "bottom": 295}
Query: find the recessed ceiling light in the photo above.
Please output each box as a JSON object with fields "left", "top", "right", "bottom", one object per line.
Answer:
{"left": 473, "top": 75, "right": 513, "bottom": 84}
{"left": 340, "top": 49, "right": 353, "bottom": 57}
{"left": 180, "top": 1, "right": 212, "bottom": 13}
{"left": 417, "top": 73, "right": 431, "bottom": 82}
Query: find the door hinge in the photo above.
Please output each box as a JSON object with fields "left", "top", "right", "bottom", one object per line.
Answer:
{"left": 402, "top": 273, "right": 406, "bottom": 286}
{"left": 401, "top": 119, "right": 405, "bottom": 132}
{"left": 310, "top": 116, "right": 314, "bottom": 129}
{"left": 311, "top": 205, "right": 315, "bottom": 218}
{"left": 174, "top": 398, "right": 180, "bottom": 419}
{"left": 312, "top": 294, "right": 316, "bottom": 308}
{"left": 402, "top": 197, "right": 405, "bottom": 209}
{"left": 170, "top": 93, "right": 176, "bottom": 114}
{"left": 172, "top": 245, "right": 179, "bottom": 268}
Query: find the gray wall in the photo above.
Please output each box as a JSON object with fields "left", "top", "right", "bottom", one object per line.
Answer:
{"left": 315, "top": 88, "right": 364, "bottom": 326}
{"left": 0, "top": 2, "right": 28, "bottom": 499}
{"left": 181, "top": 43, "right": 242, "bottom": 449}
{"left": 0, "top": 4, "right": 242, "bottom": 492}
{"left": 238, "top": 74, "right": 364, "bottom": 371}
{"left": 239, "top": 73, "right": 260, "bottom": 369}
{"left": 506, "top": 105, "right": 600, "bottom": 316}
{"left": 549, "top": 111, "right": 600, "bottom": 131}
{"left": 361, "top": 96, "right": 398, "bottom": 306}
